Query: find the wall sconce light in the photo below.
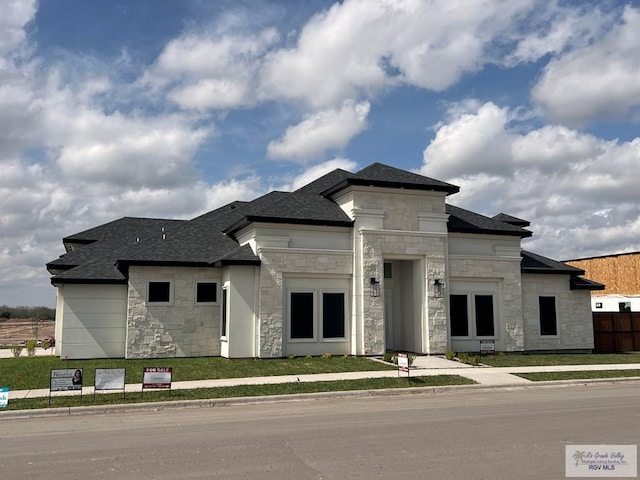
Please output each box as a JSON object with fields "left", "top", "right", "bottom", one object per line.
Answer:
{"left": 370, "top": 277, "right": 380, "bottom": 297}
{"left": 434, "top": 278, "right": 445, "bottom": 298}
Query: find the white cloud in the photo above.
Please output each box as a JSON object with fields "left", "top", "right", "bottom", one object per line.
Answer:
{"left": 532, "top": 6, "right": 640, "bottom": 125}
{"left": 423, "top": 102, "right": 515, "bottom": 178}
{"left": 0, "top": 0, "right": 36, "bottom": 56}
{"left": 420, "top": 101, "right": 640, "bottom": 259}
{"left": 266, "top": 100, "right": 370, "bottom": 161}
{"left": 143, "top": 29, "right": 279, "bottom": 110}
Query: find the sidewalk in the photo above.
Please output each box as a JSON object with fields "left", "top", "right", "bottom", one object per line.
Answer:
{"left": 5, "top": 355, "right": 640, "bottom": 400}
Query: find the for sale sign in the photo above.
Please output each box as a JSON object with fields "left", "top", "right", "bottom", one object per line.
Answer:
{"left": 0, "top": 387, "right": 8, "bottom": 408}
{"left": 480, "top": 340, "right": 495, "bottom": 354}
{"left": 397, "top": 353, "right": 409, "bottom": 373}
{"left": 143, "top": 367, "right": 172, "bottom": 389}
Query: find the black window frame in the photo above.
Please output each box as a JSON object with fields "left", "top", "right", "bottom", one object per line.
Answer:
{"left": 147, "top": 281, "right": 172, "bottom": 304}
{"left": 450, "top": 294, "right": 469, "bottom": 337}
{"left": 195, "top": 281, "right": 218, "bottom": 304}
{"left": 221, "top": 287, "right": 228, "bottom": 338}
{"left": 539, "top": 296, "right": 558, "bottom": 336}
{"left": 474, "top": 295, "right": 495, "bottom": 337}
{"left": 290, "top": 292, "right": 315, "bottom": 340}
{"left": 322, "top": 292, "right": 346, "bottom": 339}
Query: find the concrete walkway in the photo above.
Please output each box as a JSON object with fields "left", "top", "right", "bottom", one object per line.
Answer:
{"left": 4, "top": 354, "right": 640, "bottom": 400}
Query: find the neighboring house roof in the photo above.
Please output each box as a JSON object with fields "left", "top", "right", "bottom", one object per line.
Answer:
{"left": 447, "top": 205, "right": 532, "bottom": 238}
{"left": 564, "top": 250, "right": 640, "bottom": 262}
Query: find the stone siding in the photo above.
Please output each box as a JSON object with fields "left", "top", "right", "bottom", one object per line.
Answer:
{"left": 257, "top": 248, "right": 353, "bottom": 358}
{"left": 354, "top": 191, "right": 446, "bottom": 231}
{"left": 126, "top": 266, "right": 222, "bottom": 358}
{"left": 449, "top": 255, "right": 524, "bottom": 351}
{"left": 522, "top": 274, "right": 594, "bottom": 350}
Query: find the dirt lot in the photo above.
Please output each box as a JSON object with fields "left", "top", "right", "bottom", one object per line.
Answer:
{"left": 0, "top": 319, "right": 55, "bottom": 344}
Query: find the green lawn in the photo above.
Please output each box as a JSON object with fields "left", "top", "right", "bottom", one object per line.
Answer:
{"left": 480, "top": 353, "right": 640, "bottom": 367}
{"left": 1, "top": 375, "right": 475, "bottom": 411}
{"left": 0, "top": 356, "right": 394, "bottom": 390}
{"left": 516, "top": 370, "right": 640, "bottom": 382}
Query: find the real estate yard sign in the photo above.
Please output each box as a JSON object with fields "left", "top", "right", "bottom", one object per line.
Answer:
{"left": 50, "top": 368, "right": 83, "bottom": 405}
{"left": 50, "top": 368, "right": 83, "bottom": 391}
{"left": 95, "top": 368, "right": 126, "bottom": 398}
{"left": 142, "top": 367, "right": 172, "bottom": 396}
{"left": 397, "top": 352, "right": 410, "bottom": 379}
{"left": 480, "top": 340, "right": 495, "bottom": 354}
{"left": 0, "top": 387, "right": 8, "bottom": 408}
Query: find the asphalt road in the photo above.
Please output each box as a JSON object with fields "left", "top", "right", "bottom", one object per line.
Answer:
{"left": 1, "top": 384, "right": 639, "bottom": 479}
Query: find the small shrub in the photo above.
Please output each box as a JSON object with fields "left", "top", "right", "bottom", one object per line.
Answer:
{"left": 342, "top": 354, "right": 350, "bottom": 360}
{"left": 458, "top": 352, "right": 468, "bottom": 364}
{"left": 445, "top": 350, "right": 456, "bottom": 360}
{"left": 321, "top": 352, "right": 332, "bottom": 359}
{"left": 286, "top": 354, "right": 296, "bottom": 360}
{"left": 382, "top": 352, "right": 394, "bottom": 363}
{"left": 26, "top": 339, "right": 37, "bottom": 356}
{"left": 11, "top": 345, "right": 23, "bottom": 357}
{"left": 407, "top": 354, "right": 416, "bottom": 366}
{"left": 305, "top": 354, "right": 312, "bottom": 359}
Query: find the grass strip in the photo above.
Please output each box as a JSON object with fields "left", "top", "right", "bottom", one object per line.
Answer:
{"left": 480, "top": 353, "right": 640, "bottom": 367}
{"left": 1, "top": 375, "right": 475, "bottom": 411}
{"left": 0, "top": 356, "right": 394, "bottom": 391}
{"left": 515, "top": 369, "right": 640, "bottom": 382}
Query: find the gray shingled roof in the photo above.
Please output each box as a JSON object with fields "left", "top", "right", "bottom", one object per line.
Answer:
{"left": 47, "top": 217, "right": 186, "bottom": 273}
{"left": 224, "top": 191, "right": 353, "bottom": 236}
{"left": 52, "top": 163, "right": 585, "bottom": 286}
{"left": 319, "top": 163, "right": 460, "bottom": 197}
{"left": 492, "top": 213, "right": 531, "bottom": 228}
{"left": 521, "top": 250, "right": 585, "bottom": 274}
{"left": 295, "top": 168, "right": 354, "bottom": 195}
{"left": 521, "top": 250, "right": 605, "bottom": 290}
{"left": 447, "top": 204, "right": 532, "bottom": 238}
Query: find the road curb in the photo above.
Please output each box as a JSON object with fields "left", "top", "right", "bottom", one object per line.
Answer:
{"left": 2, "top": 376, "right": 640, "bottom": 419}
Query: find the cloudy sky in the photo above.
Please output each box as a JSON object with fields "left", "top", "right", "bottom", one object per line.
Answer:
{"left": 2, "top": 0, "right": 639, "bottom": 307}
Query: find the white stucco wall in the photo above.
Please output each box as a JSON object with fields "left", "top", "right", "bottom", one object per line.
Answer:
{"left": 223, "top": 265, "right": 258, "bottom": 358}
{"left": 56, "top": 284, "right": 128, "bottom": 359}
{"left": 126, "top": 266, "right": 222, "bottom": 358}
{"left": 522, "top": 274, "right": 594, "bottom": 351}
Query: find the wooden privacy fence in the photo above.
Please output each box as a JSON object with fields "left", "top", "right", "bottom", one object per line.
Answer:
{"left": 593, "top": 312, "right": 640, "bottom": 352}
